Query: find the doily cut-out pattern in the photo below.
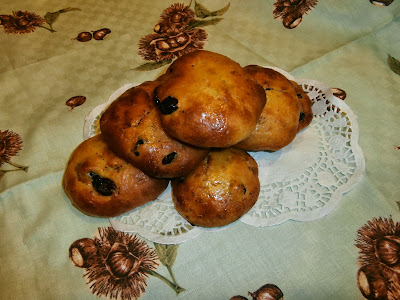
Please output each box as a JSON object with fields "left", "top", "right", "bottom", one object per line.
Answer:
{"left": 83, "top": 70, "right": 365, "bottom": 244}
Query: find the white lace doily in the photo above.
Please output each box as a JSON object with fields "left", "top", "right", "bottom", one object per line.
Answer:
{"left": 83, "top": 69, "right": 365, "bottom": 244}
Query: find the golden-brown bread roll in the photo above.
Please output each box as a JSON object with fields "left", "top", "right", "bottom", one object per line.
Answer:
{"left": 62, "top": 134, "right": 169, "bottom": 217}
{"left": 171, "top": 148, "right": 260, "bottom": 228}
{"left": 100, "top": 81, "right": 209, "bottom": 178}
{"left": 290, "top": 80, "right": 313, "bottom": 132}
{"left": 236, "top": 65, "right": 300, "bottom": 151}
{"left": 153, "top": 50, "right": 266, "bottom": 148}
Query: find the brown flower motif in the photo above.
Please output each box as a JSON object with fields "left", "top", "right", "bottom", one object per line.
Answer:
{"left": 69, "top": 227, "right": 185, "bottom": 298}
{"left": 370, "top": 0, "right": 394, "bottom": 6}
{"left": 65, "top": 95, "right": 86, "bottom": 111}
{"left": 136, "top": 2, "right": 230, "bottom": 70}
{"left": 154, "top": 3, "right": 195, "bottom": 34}
{"left": 0, "top": 130, "right": 23, "bottom": 167}
{"left": 84, "top": 227, "right": 159, "bottom": 300}
{"left": 0, "top": 15, "right": 11, "bottom": 26}
{"left": 138, "top": 27, "right": 207, "bottom": 62}
{"left": 331, "top": 88, "right": 347, "bottom": 100}
{"left": 355, "top": 217, "right": 400, "bottom": 299}
{"left": 273, "top": 0, "right": 318, "bottom": 29}
{"left": 356, "top": 217, "right": 400, "bottom": 268}
{"left": 0, "top": 11, "right": 45, "bottom": 34}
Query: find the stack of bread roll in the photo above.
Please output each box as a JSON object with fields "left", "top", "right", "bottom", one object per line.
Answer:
{"left": 62, "top": 50, "right": 313, "bottom": 228}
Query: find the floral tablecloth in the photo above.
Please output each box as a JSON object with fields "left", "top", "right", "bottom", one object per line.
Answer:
{"left": 1, "top": 1, "right": 400, "bottom": 299}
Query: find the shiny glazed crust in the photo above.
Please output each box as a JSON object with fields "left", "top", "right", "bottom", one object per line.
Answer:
{"left": 236, "top": 65, "right": 301, "bottom": 151}
{"left": 154, "top": 50, "right": 266, "bottom": 148}
{"left": 171, "top": 148, "right": 260, "bottom": 228}
{"left": 62, "top": 134, "right": 169, "bottom": 217}
{"left": 100, "top": 81, "right": 209, "bottom": 178}
{"left": 291, "top": 80, "right": 313, "bottom": 132}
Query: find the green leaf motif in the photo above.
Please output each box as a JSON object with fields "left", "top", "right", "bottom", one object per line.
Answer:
{"left": 187, "top": 18, "right": 223, "bottom": 29}
{"left": 194, "top": 1, "right": 230, "bottom": 19}
{"left": 154, "top": 243, "right": 179, "bottom": 268}
{"left": 58, "top": 7, "right": 81, "bottom": 13}
{"left": 134, "top": 59, "right": 172, "bottom": 71}
{"left": 44, "top": 7, "right": 81, "bottom": 26}
{"left": 388, "top": 54, "right": 400, "bottom": 76}
{"left": 195, "top": 1, "right": 212, "bottom": 19}
{"left": 44, "top": 11, "right": 60, "bottom": 26}
{"left": 211, "top": 3, "right": 230, "bottom": 17}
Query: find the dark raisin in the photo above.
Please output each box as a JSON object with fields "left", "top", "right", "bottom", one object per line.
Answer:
{"left": 177, "top": 176, "right": 186, "bottom": 183}
{"left": 297, "top": 93, "right": 303, "bottom": 98}
{"left": 154, "top": 94, "right": 161, "bottom": 105}
{"left": 88, "top": 172, "right": 116, "bottom": 196}
{"left": 162, "top": 152, "right": 177, "bottom": 165}
{"left": 241, "top": 184, "right": 247, "bottom": 194}
{"left": 299, "top": 112, "right": 305, "bottom": 122}
{"left": 132, "top": 139, "right": 144, "bottom": 156}
{"left": 158, "top": 96, "right": 178, "bottom": 115}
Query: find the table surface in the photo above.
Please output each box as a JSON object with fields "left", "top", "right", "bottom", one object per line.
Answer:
{"left": 1, "top": 1, "right": 400, "bottom": 299}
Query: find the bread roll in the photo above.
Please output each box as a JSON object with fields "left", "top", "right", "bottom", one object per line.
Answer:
{"left": 62, "top": 134, "right": 169, "bottom": 217}
{"left": 100, "top": 81, "right": 209, "bottom": 178}
{"left": 171, "top": 148, "right": 260, "bottom": 227}
{"left": 153, "top": 50, "right": 266, "bottom": 148}
{"left": 236, "top": 65, "right": 300, "bottom": 151}
{"left": 290, "top": 80, "right": 313, "bottom": 132}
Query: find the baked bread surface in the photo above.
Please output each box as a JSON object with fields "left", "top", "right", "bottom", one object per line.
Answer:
{"left": 62, "top": 134, "right": 169, "bottom": 217}
{"left": 236, "top": 65, "right": 301, "bottom": 151}
{"left": 100, "top": 81, "right": 209, "bottom": 178}
{"left": 171, "top": 148, "right": 260, "bottom": 228}
{"left": 291, "top": 80, "right": 313, "bottom": 132}
{"left": 154, "top": 50, "right": 266, "bottom": 148}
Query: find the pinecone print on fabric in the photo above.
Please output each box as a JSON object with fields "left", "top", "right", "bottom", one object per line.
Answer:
{"left": 0, "top": 8, "right": 81, "bottom": 34}
{"left": 138, "top": 28, "right": 207, "bottom": 62}
{"left": 136, "top": 2, "right": 230, "bottom": 70}
{"left": 0, "top": 130, "right": 28, "bottom": 179}
{"left": 138, "top": 3, "right": 207, "bottom": 64}
{"left": 230, "top": 283, "right": 284, "bottom": 300}
{"left": 273, "top": 0, "right": 319, "bottom": 29}
{"left": 355, "top": 217, "right": 400, "bottom": 299}
{"left": 69, "top": 227, "right": 185, "bottom": 299}
{"left": 0, "top": 11, "right": 45, "bottom": 34}
{"left": 369, "top": 0, "right": 394, "bottom": 6}
{"left": 154, "top": 3, "right": 195, "bottom": 35}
